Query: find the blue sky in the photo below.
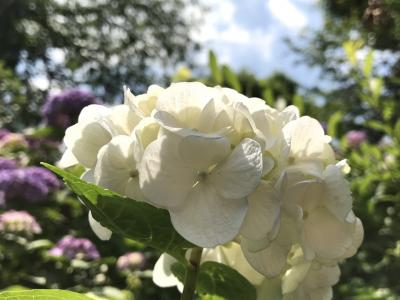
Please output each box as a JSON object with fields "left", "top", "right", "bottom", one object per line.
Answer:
{"left": 189, "top": 0, "right": 325, "bottom": 88}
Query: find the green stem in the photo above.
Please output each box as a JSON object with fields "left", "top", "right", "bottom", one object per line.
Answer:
{"left": 181, "top": 247, "right": 203, "bottom": 300}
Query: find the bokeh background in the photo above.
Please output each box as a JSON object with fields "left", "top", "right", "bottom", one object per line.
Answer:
{"left": 0, "top": 0, "right": 399, "bottom": 299}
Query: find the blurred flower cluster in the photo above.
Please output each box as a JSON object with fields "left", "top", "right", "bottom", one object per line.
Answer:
{"left": 49, "top": 235, "right": 100, "bottom": 261}
{"left": 0, "top": 210, "right": 42, "bottom": 236}
{"left": 42, "top": 89, "right": 98, "bottom": 129}
{"left": 0, "top": 160, "right": 60, "bottom": 206}
{"left": 346, "top": 130, "right": 367, "bottom": 148}
{"left": 116, "top": 252, "right": 146, "bottom": 272}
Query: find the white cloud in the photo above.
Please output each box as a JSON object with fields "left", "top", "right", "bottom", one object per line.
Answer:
{"left": 188, "top": 0, "right": 275, "bottom": 69}
{"left": 184, "top": 0, "right": 325, "bottom": 88}
{"left": 267, "top": 0, "right": 308, "bottom": 30}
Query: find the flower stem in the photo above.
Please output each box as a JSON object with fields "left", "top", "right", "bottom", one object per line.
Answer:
{"left": 181, "top": 247, "right": 203, "bottom": 300}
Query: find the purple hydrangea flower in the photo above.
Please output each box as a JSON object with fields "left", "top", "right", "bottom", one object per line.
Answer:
{"left": 0, "top": 158, "right": 18, "bottom": 171}
{"left": 49, "top": 235, "right": 100, "bottom": 260}
{"left": 0, "top": 166, "right": 60, "bottom": 205}
{"left": 116, "top": 252, "right": 146, "bottom": 271}
{"left": 346, "top": 130, "right": 367, "bottom": 148}
{"left": 42, "top": 89, "right": 98, "bottom": 129}
{"left": 0, "top": 210, "right": 42, "bottom": 236}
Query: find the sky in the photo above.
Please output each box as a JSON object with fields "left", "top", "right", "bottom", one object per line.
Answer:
{"left": 188, "top": 0, "right": 324, "bottom": 88}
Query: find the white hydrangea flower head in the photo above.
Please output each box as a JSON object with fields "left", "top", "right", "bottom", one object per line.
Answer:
{"left": 138, "top": 82, "right": 269, "bottom": 247}
{"left": 57, "top": 82, "right": 363, "bottom": 296}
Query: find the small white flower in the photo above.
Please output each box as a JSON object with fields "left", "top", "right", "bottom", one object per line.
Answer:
{"left": 139, "top": 133, "right": 263, "bottom": 247}
{"left": 283, "top": 116, "right": 335, "bottom": 165}
{"left": 125, "top": 84, "right": 164, "bottom": 117}
{"left": 281, "top": 247, "right": 340, "bottom": 300}
{"left": 60, "top": 104, "right": 140, "bottom": 168}
{"left": 94, "top": 135, "right": 143, "bottom": 201}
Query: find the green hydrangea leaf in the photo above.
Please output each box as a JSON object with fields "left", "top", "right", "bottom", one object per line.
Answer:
{"left": 42, "top": 163, "right": 194, "bottom": 263}
{"left": 171, "top": 261, "right": 257, "bottom": 300}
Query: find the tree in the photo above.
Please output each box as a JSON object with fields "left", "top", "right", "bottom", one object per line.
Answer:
{"left": 290, "top": 0, "right": 400, "bottom": 130}
{"left": 0, "top": 0, "right": 199, "bottom": 129}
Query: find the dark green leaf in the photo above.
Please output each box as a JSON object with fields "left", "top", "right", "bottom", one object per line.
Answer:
{"left": 327, "top": 111, "right": 342, "bottom": 138}
{"left": 363, "top": 51, "right": 374, "bottom": 77}
{"left": 41, "top": 163, "right": 194, "bottom": 262}
{"left": 262, "top": 89, "right": 274, "bottom": 106}
{"left": 394, "top": 120, "right": 400, "bottom": 141}
{"left": 209, "top": 51, "right": 223, "bottom": 84}
{"left": 365, "top": 120, "right": 392, "bottom": 135}
{"left": 292, "top": 94, "right": 304, "bottom": 114}
{"left": 171, "top": 261, "right": 257, "bottom": 300}
{"left": 222, "top": 65, "right": 242, "bottom": 92}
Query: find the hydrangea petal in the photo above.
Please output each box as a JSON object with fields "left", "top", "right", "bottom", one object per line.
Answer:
{"left": 304, "top": 264, "right": 340, "bottom": 290}
{"left": 283, "top": 116, "right": 334, "bottom": 163}
{"left": 78, "top": 104, "right": 110, "bottom": 123}
{"left": 58, "top": 149, "right": 79, "bottom": 168}
{"left": 282, "top": 261, "right": 311, "bottom": 294}
{"left": 153, "top": 253, "right": 183, "bottom": 291}
{"left": 94, "top": 136, "right": 143, "bottom": 200}
{"left": 323, "top": 163, "right": 353, "bottom": 220}
{"left": 242, "top": 238, "right": 289, "bottom": 277}
{"left": 88, "top": 211, "right": 112, "bottom": 241}
{"left": 342, "top": 217, "right": 364, "bottom": 259}
{"left": 138, "top": 134, "right": 197, "bottom": 209}
{"left": 170, "top": 183, "right": 248, "bottom": 248}
{"left": 303, "top": 208, "right": 354, "bottom": 259}
{"left": 240, "top": 181, "right": 280, "bottom": 240}
{"left": 64, "top": 121, "right": 112, "bottom": 168}
{"left": 210, "top": 138, "right": 263, "bottom": 200}
{"left": 156, "top": 82, "right": 214, "bottom": 115}
{"left": 178, "top": 135, "right": 230, "bottom": 171}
